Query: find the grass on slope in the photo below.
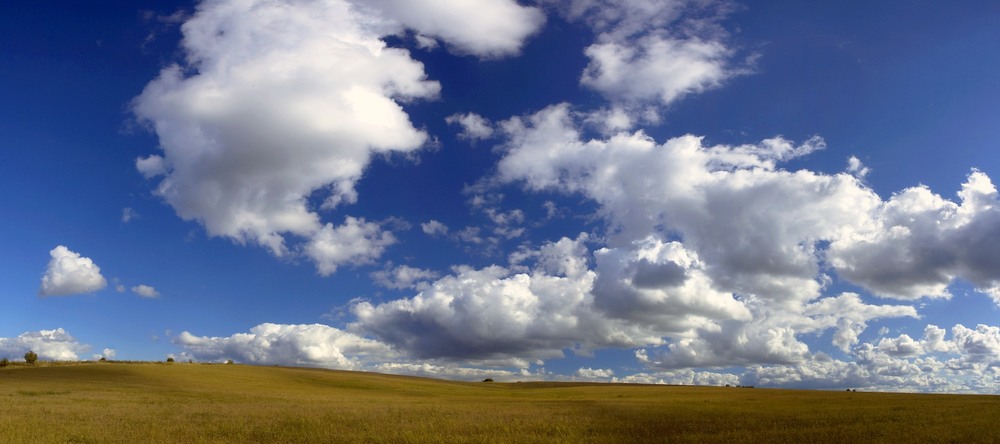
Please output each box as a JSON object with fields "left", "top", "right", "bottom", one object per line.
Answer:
{"left": 1, "top": 363, "right": 998, "bottom": 443}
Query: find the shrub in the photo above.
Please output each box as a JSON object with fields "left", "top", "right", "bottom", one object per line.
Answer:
{"left": 166, "top": 357, "right": 175, "bottom": 363}
{"left": 0, "top": 357, "right": 8, "bottom": 368}
{"left": 482, "top": 378, "right": 494, "bottom": 383}
{"left": 226, "top": 360, "right": 234, "bottom": 365}
{"left": 24, "top": 351, "right": 38, "bottom": 365}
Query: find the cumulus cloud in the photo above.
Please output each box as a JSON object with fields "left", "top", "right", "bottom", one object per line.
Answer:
{"left": 741, "top": 323, "right": 1000, "bottom": 393}
{"left": 305, "top": 218, "right": 396, "bottom": 276}
{"left": 352, "top": 235, "right": 661, "bottom": 367}
{"left": 828, "top": 171, "right": 1000, "bottom": 301}
{"left": 39, "top": 246, "right": 108, "bottom": 296}
{"left": 446, "top": 112, "right": 494, "bottom": 141}
{"left": 487, "top": 103, "right": 1000, "bottom": 370}
{"left": 0, "top": 328, "right": 90, "bottom": 361}
{"left": 545, "top": 0, "right": 742, "bottom": 117}
{"left": 371, "top": 264, "right": 440, "bottom": 290}
{"left": 363, "top": 0, "right": 545, "bottom": 57}
{"left": 614, "top": 369, "right": 739, "bottom": 386}
{"left": 174, "top": 323, "right": 396, "bottom": 369}
{"left": 576, "top": 367, "right": 614, "bottom": 379}
{"left": 421, "top": 219, "right": 449, "bottom": 236}
{"left": 131, "top": 284, "right": 160, "bottom": 299}
{"left": 132, "top": 0, "right": 443, "bottom": 274}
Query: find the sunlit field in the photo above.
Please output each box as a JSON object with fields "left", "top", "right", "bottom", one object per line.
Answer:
{"left": 1, "top": 362, "right": 997, "bottom": 443}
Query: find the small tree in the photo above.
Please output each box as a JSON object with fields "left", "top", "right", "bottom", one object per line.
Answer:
{"left": 226, "top": 359, "right": 234, "bottom": 365}
{"left": 482, "top": 378, "right": 494, "bottom": 383}
{"left": 166, "top": 357, "right": 175, "bottom": 363}
{"left": 24, "top": 350, "right": 38, "bottom": 365}
{"left": 0, "top": 357, "right": 9, "bottom": 368}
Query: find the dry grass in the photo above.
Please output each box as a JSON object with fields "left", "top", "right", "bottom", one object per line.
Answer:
{"left": 2, "top": 363, "right": 998, "bottom": 443}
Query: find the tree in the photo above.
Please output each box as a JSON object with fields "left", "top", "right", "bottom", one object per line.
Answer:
{"left": 24, "top": 351, "right": 38, "bottom": 365}
{"left": 166, "top": 357, "right": 175, "bottom": 363}
{"left": 0, "top": 357, "right": 9, "bottom": 368}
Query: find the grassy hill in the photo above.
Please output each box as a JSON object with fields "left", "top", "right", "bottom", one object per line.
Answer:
{"left": 1, "top": 362, "right": 998, "bottom": 443}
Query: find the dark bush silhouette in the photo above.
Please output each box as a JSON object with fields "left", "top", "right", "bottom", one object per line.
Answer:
{"left": 482, "top": 378, "right": 494, "bottom": 383}
{"left": 166, "top": 357, "right": 175, "bottom": 363}
{"left": 0, "top": 357, "right": 8, "bottom": 368}
{"left": 24, "top": 351, "right": 38, "bottom": 365}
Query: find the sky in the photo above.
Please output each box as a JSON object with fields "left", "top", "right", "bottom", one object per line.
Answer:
{"left": 3, "top": 0, "right": 1000, "bottom": 392}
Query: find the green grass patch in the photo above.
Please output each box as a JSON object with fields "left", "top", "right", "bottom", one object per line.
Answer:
{"left": 1, "top": 363, "right": 998, "bottom": 442}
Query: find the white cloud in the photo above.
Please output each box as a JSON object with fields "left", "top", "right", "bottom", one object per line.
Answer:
{"left": 546, "top": 0, "right": 742, "bottom": 114}
{"left": 614, "top": 369, "right": 739, "bottom": 386}
{"left": 0, "top": 328, "right": 90, "bottom": 361}
{"left": 39, "top": 246, "right": 108, "bottom": 296}
{"left": 121, "top": 207, "right": 138, "bottom": 223}
{"left": 93, "top": 348, "right": 117, "bottom": 360}
{"left": 421, "top": 219, "right": 449, "bottom": 236}
{"left": 352, "top": 235, "right": 661, "bottom": 366}
{"left": 132, "top": 0, "right": 440, "bottom": 274}
{"left": 828, "top": 171, "right": 1000, "bottom": 301}
{"left": 131, "top": 284, "right": 160, "bottom": 299}
{"left": 363, "top": 0, "right": 545, "bottom": 57}
{"left": 446, "top": 112, "right": 494, "bottom": 141}
{"left": 581, "top": 34, "right": 731, "bottom": 106}
{"left": 174, "top": 323, "right": 396, "bottom": 369}
{"left": 371, "top": 264, "right": 440, "bottom": 290}
{"left": 305, "top": 218, "right": 396, "bottom": 276}
{"left": 741, "top": 323, "right": 1000, "bottom": 392}
{"left": 576, "top": 367, "right": 614, "bottom": 379}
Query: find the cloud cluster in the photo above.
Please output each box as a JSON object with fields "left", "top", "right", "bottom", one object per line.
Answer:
{"left": 39, "top": 246, "right": 107, "bottom": 296}
{"left": 133, "top": 0, "right": 544, "bottom": 275}
{"left": 0, "top": 329, "right": 90, "bottom": 361}
{"left": 487, "top": 103, "right": 999, "bottom": 370}
{"left": 175, "top": 323, "right": 396, "bottom": 369}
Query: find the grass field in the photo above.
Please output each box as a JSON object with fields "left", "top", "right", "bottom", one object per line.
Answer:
{"left": 1, "top": 362, "right": 998, "bottom": 443}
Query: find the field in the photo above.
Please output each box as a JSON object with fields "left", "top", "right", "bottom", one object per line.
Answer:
{"left": 1, "top": 363, "right": 998, "bottom": 443}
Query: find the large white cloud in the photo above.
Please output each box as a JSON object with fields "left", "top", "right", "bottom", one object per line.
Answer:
{"left": 488, "top": 103, "right": 1000, "bottom": 370}
{"left": 738, "top": 323, "right": 1000, "bottom": 393}
{"left": 175, "top": 323, "right": 397, "bottom": 369}
{"left": 0, "top": 329, "right": 90, "bottom": 361}
{"left": 352, "top": 235, "right": 663, "bottom": 367}
{"left": 132, "top": 0, "right": 542, "bottom": 275}
{"left": 828, "top": 171, "right": 1000, "bottom": 300}
{"left": 38, "top": 246, "right": 108, "bottom": 296}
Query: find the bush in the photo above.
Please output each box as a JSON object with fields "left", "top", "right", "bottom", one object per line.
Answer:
{"left": 226, "top": 360, "right": 234, "bottom": 365}
{"left": 166, "top": 357, "right": 175, "bottom": 363}
{"left": 24, "top": 351, "right": 38, "bottom": 365}
{"left": 482, "top": 378, "right": 494, "bottom": 383}
{"left": 0, "top": 357, "right": 8, "bottom": 368}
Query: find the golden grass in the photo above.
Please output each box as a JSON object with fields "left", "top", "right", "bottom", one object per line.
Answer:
{"left": 2, "top": 363, "right": 998, "bottom": 443}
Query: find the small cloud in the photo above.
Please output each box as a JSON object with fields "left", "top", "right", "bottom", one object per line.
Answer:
{"left": 446, "top": 113, "right": 495, "bottom": 142}
{"left": 577, "top": 367, "right": 615, "bottom": 379}
{"left": 121, "top": 207, "right": 139, "bottom": 223}
{"left": 421, "top": 220, "right": 449, "bottom": 236}
{"left": 93, "top": 348, "right": 116, "bottom": 360}
{"left": 39, "top": 246, "right": 108, "bottom": 296}
{"left": 131, "top": 284, "right": 160, "bottom": 299}
{"left": 414, "top": 34, "right": 439, "bottom": 50}
{"left": 847, "top": 156, "right": 870, "bottom": 178}
{"left": 371, "top": 265, "right": 440, "bottom": 291}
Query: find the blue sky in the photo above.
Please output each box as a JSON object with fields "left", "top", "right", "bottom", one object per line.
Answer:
{"left": 3, "top": 0, "right": 1000, "bottom": 392}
